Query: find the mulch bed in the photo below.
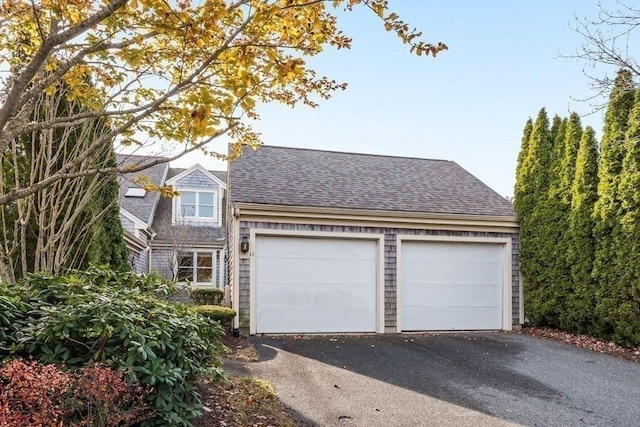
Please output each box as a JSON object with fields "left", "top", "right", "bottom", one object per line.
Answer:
{"left": 194, "top": 376, "right": 297, "bottom": 427}
{"left": 193, "top": 335, "right": 297, "bottom": 427}
{"left": 516, "top": 326, "right": 640, "bottom": 363}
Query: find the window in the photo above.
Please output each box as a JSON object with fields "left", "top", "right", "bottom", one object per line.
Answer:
{"left": 125, "top": 187, "right": 146, "bottom": 197}
{"left": 177, "top": 252, "right": 213, "bottom": 284}
{"left": 179, "top": 191, "right": 214, "bottom": 219}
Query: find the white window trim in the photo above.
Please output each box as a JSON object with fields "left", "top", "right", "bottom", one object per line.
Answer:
{"left": 172, "top": 188, "right": 221, "bottom": 226}
{"left": 175, "top": 250, "right": 218, "bottom": 287}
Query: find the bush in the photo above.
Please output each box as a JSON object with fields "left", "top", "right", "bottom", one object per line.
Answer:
{"left": 193, "top": 305, "right": 236, "bottom": 324}
{"left": 190, "top": 288, "right": 224, "bottom": 305}
{"left": 0, "top": 358, "right": 150, "bottom": 427}
{"left": 0, "top": 283, "right": 29, "bottom": 353}
{"left": 3, "top": 269, "right": 224, "bottom": 426}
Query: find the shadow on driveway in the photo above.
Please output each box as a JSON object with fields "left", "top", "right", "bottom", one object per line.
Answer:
{"left": 249, "top": 332, "right": 640, "bottom": 426}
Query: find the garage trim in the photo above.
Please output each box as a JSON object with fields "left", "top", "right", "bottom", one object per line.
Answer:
{"left": 396, "top": 235, "right": 512, "bottom": 332}
{"left": 249, "top": 229, "right": 385, "bottom": 335}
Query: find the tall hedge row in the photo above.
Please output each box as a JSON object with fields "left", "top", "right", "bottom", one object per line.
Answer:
{"left": 515, "top": 70, "right": 640, "bottom": 347}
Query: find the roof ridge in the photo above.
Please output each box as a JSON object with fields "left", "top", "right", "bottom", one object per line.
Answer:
{"left": 258, "top": 144, "right": 452, "bottom": 163}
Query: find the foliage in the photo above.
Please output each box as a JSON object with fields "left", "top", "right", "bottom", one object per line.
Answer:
{"left": 566, "top": 126, "right": 599, "bottom": 333}
{"left": 514, "top": 118, "right": 533, "bottom": 198}
{"left": 606, "top": 88, "right": 640, "bottom": 347}
{"left": 515, "top": 108, "right": 556, "bottom": 324}
{"left": 193, "top": 305, "right": 237, "bottom": 325}
{"left": 84, "top": 152, "right": 131, "bottom": 273}
{"left": 2, "top": 268, "right": 222, "bottom": 426}
{"left": 190, "top": 288, "right": 225, "bottom": 306}
{"left": 0, "top": 0, "right": 446, "bottom": 208}
{"left": 0, "top": 358, "right": 150, "bottom": 427}
{"left": 0, "top": 80, "right": 130, "bottom": 283}
{"left": 592, "top": 70, "right": 636, "bottom": 342}
{"left": 0, "top": 283, "right": 28, "bottom": 352}
{"left": 550, "top": 114, "right": 583, "bottom": 331}
{"left": 516, "top": 75, "right": 640, "bottom": 347}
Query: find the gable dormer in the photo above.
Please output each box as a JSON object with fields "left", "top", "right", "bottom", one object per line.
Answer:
{"left": 165, "top": 164, "right": 226, "bottom": 227}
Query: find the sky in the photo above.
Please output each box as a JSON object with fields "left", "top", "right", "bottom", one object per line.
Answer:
{"left": 169, "top": 0, "right": 626, "bottom": 197}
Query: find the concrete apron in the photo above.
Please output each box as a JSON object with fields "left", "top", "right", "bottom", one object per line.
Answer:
{"left": 238, "top": 343, "right": 521, "bottom": 427}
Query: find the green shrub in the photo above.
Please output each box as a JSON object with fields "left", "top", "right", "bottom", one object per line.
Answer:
{"left": 0, "top": 358, "right": 150, "bottom": 426}
{"left": 193, "top": 305, "right": 236, "bottom": 323}
{"left": 0, "top": 283, "right": 29, "bottom": 353}
{"left": 5, "top": 269, "right": 224, "bottom": 426}
{"left": 190, "top": 287, "right": 224, "bottom": 305}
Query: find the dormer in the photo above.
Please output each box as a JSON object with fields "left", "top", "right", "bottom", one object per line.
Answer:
{"left": 165, "top": 164, "right": 226, "bottom": 227}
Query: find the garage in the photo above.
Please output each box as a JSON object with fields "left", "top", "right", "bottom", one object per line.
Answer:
{"left": 254, "top": 235, "right": 379, "bottom": 334}
{"left": 400, "top": 240, "right": 506, "bottom": 331}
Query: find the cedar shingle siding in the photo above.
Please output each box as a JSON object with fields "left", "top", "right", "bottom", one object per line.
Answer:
{"left": 176, "top": 169, "right": 217, "bottom": 189}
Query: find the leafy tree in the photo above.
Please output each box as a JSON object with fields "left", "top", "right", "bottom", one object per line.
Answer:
{"left": 0, "top": 0, "right": 446, "bottom": 207}
{"left": 0, "top": 83, "right": 129, "bottom": 282}
{"left": 592, "top": 69, "right": 635, "bottom": 339}
{"left": 566, "top": 126, "right": 598, "bottom": 333}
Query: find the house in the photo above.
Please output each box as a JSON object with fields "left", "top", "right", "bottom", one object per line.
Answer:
{"left": 227, "top": 145, "right": 520, "bottom": 336}
{"left": 117, "top": 154, "right": 227, "bottom": 288}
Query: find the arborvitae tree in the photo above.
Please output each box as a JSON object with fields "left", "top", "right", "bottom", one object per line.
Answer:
{"left": 560, "top": 114, "right": 584, "bottom": 200}
{"left": 515, "top": 108, "right": 555, "bottom": 324}
{"left": 546, "top": 114, "right": 583, "bottom": 330}
{"left": 609, "top": 89, "right": 640, "bottom": 346}
{"left": 592, "top": 69, "right": 635, "bottom": 339}
{"left": 532, "top": 115, "right": 568, "bottom": 327}
{"left": 549, "top": 115, "right": 564, "bottom": 149}
{"left": 566, "top": 126, "right": 598, "bottom": 333}
{"left": 84, "top": 151, "right": 130, "bottom": 272}
{"left": 514, "top": 118, "right": 533, "bottom": 199}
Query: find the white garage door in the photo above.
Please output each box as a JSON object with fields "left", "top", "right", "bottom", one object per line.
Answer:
{"left": 255, "top": 236, "right": 378, "bottom": 334}
{"left": 400, "top": 241, "right": 504, "bottom": 331}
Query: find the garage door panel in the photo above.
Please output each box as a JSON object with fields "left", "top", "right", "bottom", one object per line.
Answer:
{"left": 257, "top": 258, "right": 376, "bottom": 284}
{"left": 257, "top": 306, "right": 376, "bottom": 334}
{"left": 403, "top": 283, "right": 501, "bottom": 307}
{"left": 255, "top": 236, "right": 378, "bottom": 334}
{"left": 259, "top": 238, "right": 374, "bottom": 260}
{"left": 402, "top": 307, "right": 503, "bottom": 331}
{"left": 403, "top": 260, "right": 502, "bottom": 286}
{"left": 401, "top": 241, "right": 505, "bottom": 331}
{"left": 402, "top": 243, "right": 503, "bottom": 263}
{"left": 256, "top": 282, "right": 375, "bottom": 307}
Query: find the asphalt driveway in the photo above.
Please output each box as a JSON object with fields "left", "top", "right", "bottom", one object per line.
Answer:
{"left": 238, "top": 333, "right": 640, "bottom": 426}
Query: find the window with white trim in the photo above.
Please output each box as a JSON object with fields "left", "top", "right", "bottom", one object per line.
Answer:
{"left": 177, "top": 251, "right": 213, "bottom": 284}
{"left": 179, "top": 191, "right": 214, "bottom": 218}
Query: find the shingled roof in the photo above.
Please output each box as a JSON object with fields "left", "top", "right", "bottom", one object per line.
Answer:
{"left": 228, "top": 146, "right": 515, "bottom": 217}
{"left": 116, "top": 154, "right": 169, "bottom": 225}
